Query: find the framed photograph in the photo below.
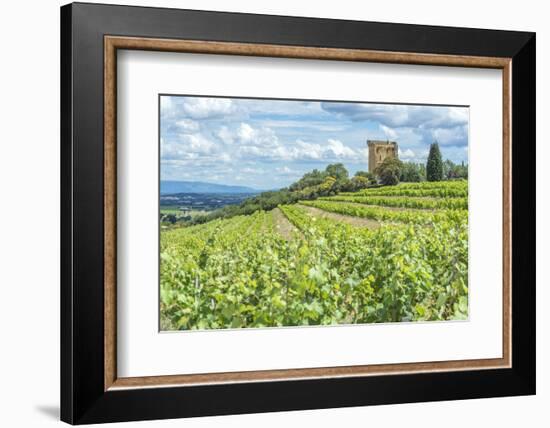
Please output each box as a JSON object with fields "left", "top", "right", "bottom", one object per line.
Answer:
{"left": 60, "top": 2, "right": 535, "bottom": 424}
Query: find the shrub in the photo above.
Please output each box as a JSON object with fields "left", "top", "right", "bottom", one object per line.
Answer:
{"left": 374, "top": 158, "right": 403, "bottom": 186}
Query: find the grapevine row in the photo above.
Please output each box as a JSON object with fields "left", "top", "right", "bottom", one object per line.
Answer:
{"left": 319, "top": 195, "right": 468, "bottom": 210}
{"left": 341, "top": 187, "right": 467, "bottom": 198}
{"left": 161, "top": 181, "right": 469, "bottom": 331}
{"left": 374, "top": 180, "right": 467, "bottom": 191}
{"left": 300, "top": 200, "right": 467, "bottom": 225}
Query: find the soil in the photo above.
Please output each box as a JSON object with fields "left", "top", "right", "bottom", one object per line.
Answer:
{"left": 272, "top": 208, "right": 299, "bottom": 240}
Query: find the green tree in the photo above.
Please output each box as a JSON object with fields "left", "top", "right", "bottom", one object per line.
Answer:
{"left": 400, "top": 162, "right": 424, "bottom": 182}
{"left": 455, "top": 161, "right": 468, "bottom": 179}
{"left": 289, "top": 169, "right": 326, "bottom": 191}
{"left": 354, "top": 170, "right": 376, "bottom": 184}
{"left": 354, "top": 170, "right": 371, "bottom": 179}
{"left": 317, "top": 176, "right": 337, "bottom": 196}
{"left": 446, "top": 160, "right": 468, "bottom": 180}
{"left": 426, "top": 142, "right": 443, "bottom": 182}
{"left": 374, "top": 158, "right": 403, "bottom": 186}
{"left": 350, "top": 175, "right": 371, "bottom": 191}
{"left": 443, "top": 159, "right": 455, "bottom": 179}
{"left": 325, "top": 163, "right": 349, "bottom": 182}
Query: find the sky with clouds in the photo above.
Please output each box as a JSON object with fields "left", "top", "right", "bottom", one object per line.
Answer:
{"left": 160, "top": 95, "right": 469, "bottom": 190}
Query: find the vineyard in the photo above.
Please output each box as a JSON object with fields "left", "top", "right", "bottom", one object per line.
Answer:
{"left": 160, "top": 180, "right": 469, "bottom": 330}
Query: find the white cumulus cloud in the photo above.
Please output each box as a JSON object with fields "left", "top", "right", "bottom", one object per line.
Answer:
{"left": 380, "top": 124, "right": 398, "bottom": 140}
{"left": 175, "top": 119, "right": 199, "bottom": 133}
{"left": 180, "top": 134, "right": 215, "bottom": 153}
{"left": 181, "top": 98, "right": 236, "bottom": 119}
{"left": 321, "top": 103, "right": 468, "bottom": 130}
{"left": 326, "top": 139, "right": 356, "bottom": 158}
{"left": 237, "top": 123, "right": 279, "bottom": 147}
{"left": 398, "top": 148, "right": 416, "bottom": 159}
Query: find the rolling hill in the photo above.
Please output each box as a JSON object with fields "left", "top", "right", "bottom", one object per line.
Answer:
{"left": 160, "top": 180, "right": 261, "bottom": 195}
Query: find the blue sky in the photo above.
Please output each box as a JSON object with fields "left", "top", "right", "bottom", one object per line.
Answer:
{"left": 160, "top": 95, "right": 469, "bottom": 190}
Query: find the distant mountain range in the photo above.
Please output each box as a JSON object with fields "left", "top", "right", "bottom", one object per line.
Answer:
{"left": 160, "top": 180, "right": 261, "bottom": 195}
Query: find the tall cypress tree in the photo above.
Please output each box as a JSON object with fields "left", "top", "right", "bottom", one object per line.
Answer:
{"left": 426, "top": 142, "right": 443, "bottom": 182}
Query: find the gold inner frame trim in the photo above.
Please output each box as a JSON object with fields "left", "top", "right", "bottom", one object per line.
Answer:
{"left": 104, "top": 35, "right": 512, "bottom": 391}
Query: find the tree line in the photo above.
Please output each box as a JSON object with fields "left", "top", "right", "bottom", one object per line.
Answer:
{"left": 185, "top": 142, "right": 467, "bottom": 225}
{"left": 190, "top": 164, "right": 375, "bottom": 224}
{"left": 375, "top": 142, "right": 468, "bottom": 185}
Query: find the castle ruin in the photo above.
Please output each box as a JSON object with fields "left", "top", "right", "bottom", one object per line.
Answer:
{"left": 367, "top": 140, "right": 399, "bottom": 173}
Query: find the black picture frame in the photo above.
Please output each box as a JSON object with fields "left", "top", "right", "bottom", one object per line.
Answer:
{"left": 61, "top": 2, "right": 535, "bottom": 424}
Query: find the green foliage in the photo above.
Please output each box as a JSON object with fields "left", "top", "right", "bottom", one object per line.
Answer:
{"left": 400, "top": 162, "right": 425, "bottom": 182}
{"left": 319, "top": 195, "right": 468, "bottom": 210}
{"left": 354, "top": 170, "right": 373, "bottom": 179}
{"left": 192, "top": 163, "right": 356, "bottom": 225}
{"left": 326, "top": 175, "right": 373, "bottom": 194}
{"left": 280, "top": 204, "right": 468, "bottom": 323}
{"left": 301, "top": 200, "right": 467, "bottom": 225}
{"left": 190, "top": 189, "right": 301, "bottom": 224}
{"left": 374, "top": 157, "right": 403, "bottom": 185}
{"left": 189, "top": 157, "right": 465, "bottom": 226}
{"left": 293, "top": 176, "right": 337, "bottom": 200}
{"left": 160, "top": 183, "right": 469, "bottom": 330}
{"left": 325, "top": 163, "right": 349, "bottom": 182}
{"left": 160, "top": 171, "right": 469, "bottom": 330}
{"left": 426, "top": 142, "right": 444, "bottom": 182}
{"left": 289, "top": 163, "right": 349, "bottom": 191}
{"left": 288, "top": 168, "right": 327, "bottom": 191}
{"left": 354, "top": 170, "right": 377, "bottom": 186}
{"left": 349, "top": 176, "right": 371, "bottom": 191}
{"left": 342, "top": 180, "right": 468, "bottom": 198}
{"left": 443, "top": 159, "right": 469, "bottom": 180}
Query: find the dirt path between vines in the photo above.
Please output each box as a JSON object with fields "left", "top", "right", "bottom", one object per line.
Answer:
{"left": 272, "top": 208, "right": 299, "bottom": 240}
{"left": 326, "top": 200, "right": 435, "bottom": 212}
{"left": 298, "top": 204, "right": 381, "bottom": 229}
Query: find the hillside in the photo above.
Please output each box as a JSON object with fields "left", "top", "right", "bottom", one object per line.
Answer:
{"left": 160, "top": 180, "right": 261, "bottom": 195}
{"left": 161, "top": 180, "right": 469, "bottom": 330}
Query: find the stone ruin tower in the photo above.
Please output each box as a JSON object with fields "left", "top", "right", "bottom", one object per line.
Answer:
{"left": 367, "top": 140, "right": 399, "bottom": 173}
